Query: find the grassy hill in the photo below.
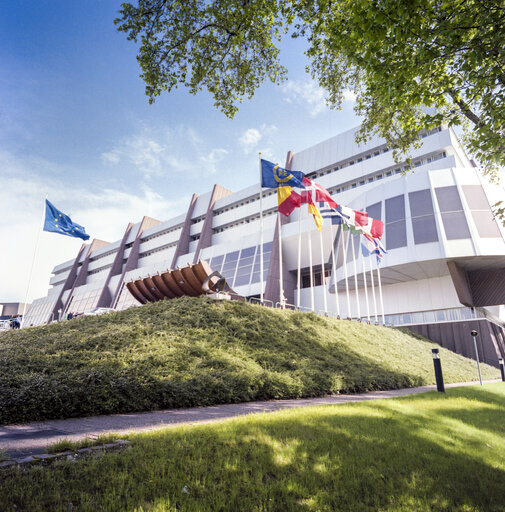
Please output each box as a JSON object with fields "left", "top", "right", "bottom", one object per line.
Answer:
{"left": 0, "top": 297, "right": 499, "bottom": 424}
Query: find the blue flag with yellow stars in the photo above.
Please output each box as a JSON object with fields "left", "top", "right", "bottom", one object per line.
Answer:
{"left": 43, "top": 199, "right": 90, "bottom": 240}
{"left": 261, "top": 159, "right": 306, "bottom": 189}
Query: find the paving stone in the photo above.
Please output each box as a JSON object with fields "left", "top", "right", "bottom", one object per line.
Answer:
{"left": 76, "top": 447, "right": 92, "bottom": 453}
{"left": 16, "top": 456, "right": 36, "bottom": 464}
{"left": 34, "top": 453, "right": 57, "bottom": 460}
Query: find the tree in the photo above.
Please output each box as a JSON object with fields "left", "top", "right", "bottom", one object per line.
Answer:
{"left": 115, "top": 0, "right": 505, "bottom": 178}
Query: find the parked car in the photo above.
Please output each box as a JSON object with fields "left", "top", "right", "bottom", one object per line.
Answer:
{"left": 82, "top": 307, "right": 114, "bottom": 316}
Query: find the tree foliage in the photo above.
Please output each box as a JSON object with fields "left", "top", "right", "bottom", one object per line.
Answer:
{"left": 116, "top": 0, "right": 505, "bottom": 174}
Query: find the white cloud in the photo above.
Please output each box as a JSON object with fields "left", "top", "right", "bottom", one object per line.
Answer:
{"left": 0, "top": 150, "right": 188, "bottom": 303}
{"left": 100, "top": 125, "right": 223, "bottom": 179}
{"left": 239, "top": 128, "right": 262, "bottom": 154}
{"left": 282, "top": 80, "right": 356, "bottom": 116}
{"left": 199, "top": 148, "right": 229, "bottom": 174}
{"left": 238, "top": 124, "right": 278, "bottom": 155}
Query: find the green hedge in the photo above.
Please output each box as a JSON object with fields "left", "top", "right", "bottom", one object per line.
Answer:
{"left": 0, "top": 297, "right": 498, "bottom": 424}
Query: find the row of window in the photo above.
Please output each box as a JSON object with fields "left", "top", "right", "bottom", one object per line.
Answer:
{"left": 142, "top": 224, "right": 183, "bottom": 243}
{"left": 327, "top": 152, "right": 447, "bottom": 195}
{"left": 138, "top": 241, "right": 178, "bottom": 260}
{"left": 213, "top": 207, "right": 277, "bottom": 234}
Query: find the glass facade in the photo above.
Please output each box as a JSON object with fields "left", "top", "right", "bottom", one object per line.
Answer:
{"left": 435, "top": 186, "right": 471, "bottom": 240}
{"left": 23, "top": 297, "right": 57, "bottom": 326}
{"left": 64, "top": 287, "right": 102, "bottom": 315}
{"left": 381, "top": 306, "right": 478, "bottom": 326}
{"left": 209, "top": 242, "right": 272, "bottom": 289}
{"left": 115, "top": 284, "right": 141, "bottom": 311}
{"left": 409, "top": 189, "right": 438, "bottom": 244}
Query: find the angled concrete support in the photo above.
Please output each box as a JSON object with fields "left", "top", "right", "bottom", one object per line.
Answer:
{"left": 171, "top": 193, "right": 198, "bottom": 269}
{"left": 58, "top": 239, "right": 110, "bottom": 317}
{"left": 96, "top": 223, "right": 133, "bottom": 308}
{"left": 110, "top": 216, "right": 161, "bottom": 307}
{"left": 192, "top": 184, "right": 232, "bottom": 264}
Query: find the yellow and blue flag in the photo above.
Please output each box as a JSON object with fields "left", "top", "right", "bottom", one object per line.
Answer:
{"left": 43, "top": 199, "right": 90, "bottom": 240}
{"left": 261, "top": 159, "right": 306, "bottom": 189}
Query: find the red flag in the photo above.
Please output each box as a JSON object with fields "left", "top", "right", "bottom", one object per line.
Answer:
{"left": 277, "top": 186, "right": 302, "bottom": 216}
{"left": 301, "top": 177, "right": 338, "bottom": 209}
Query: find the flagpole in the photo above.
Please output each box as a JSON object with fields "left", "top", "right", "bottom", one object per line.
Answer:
{"left": 377, "top": 265, "right": 386, "bottom": 325}
{"left": 369, "top": 256, "right": 378, "bottom": 324}
{"left": 278, "top": 212, "right": 285, "bottom": 308}
{"left": 20, "top": 195, "right": 47, "bottom": 328}
{"left": 259, "top": 153, "right": 264, "bottom": 304}
{"left": 329, "top": 222, "right": 340, "bottom": 318}
{"left": 318, "top": 226, "right": 327, "bottom": 315}
{"left": 307, "top": 212, "right": 315, "bottom": 311}
{"left": 350, "top": 233, "right": 361, "bottom": 321}
{"left": 297, "top": 207, "right": 302, "bottom": 309}
{"left": 361, "top": 251, "right": 371, "bottom": 323}
{"left": 342, "top": 227, "right": 351, "bottom": 319}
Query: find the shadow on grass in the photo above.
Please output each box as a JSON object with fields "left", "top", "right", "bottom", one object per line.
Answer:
{"left": 2, "top": 387, "right": 505, "bottom": 511}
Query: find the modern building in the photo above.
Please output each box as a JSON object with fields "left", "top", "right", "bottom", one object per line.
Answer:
{"left": 24, "top": 125, "right": 505, "bottom": 366}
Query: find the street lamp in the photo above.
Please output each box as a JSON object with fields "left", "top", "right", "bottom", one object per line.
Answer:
{"left": 471, "top": 330, "right": 483, "bottom": 386}
{"left": 499, "top": 358, "right": 505, "bottom": 382}
{"left": 432, "top": 348, "right": 445, "bottom": 393}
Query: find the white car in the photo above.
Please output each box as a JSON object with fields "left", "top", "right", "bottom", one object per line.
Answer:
{"left": 82, "top": 307, "right": 114, "bottom": 316}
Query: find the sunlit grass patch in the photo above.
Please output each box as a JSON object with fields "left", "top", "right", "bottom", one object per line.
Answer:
{"left": 2, "top": 383, "right": 505, "bottom": 511}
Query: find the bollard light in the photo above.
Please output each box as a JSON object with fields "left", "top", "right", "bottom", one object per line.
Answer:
{"left": 499, "top": 358, "right": 505, "bottom": 382}
{"left": 432, "top": 348, "right": 445, "bottom": 393}
{"left": 470, "top": 330, "right": 483, "bottom": 385}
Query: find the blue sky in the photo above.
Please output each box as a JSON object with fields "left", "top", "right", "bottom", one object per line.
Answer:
{"left": 1, "top": 1, "right": 360, "bottom": 302}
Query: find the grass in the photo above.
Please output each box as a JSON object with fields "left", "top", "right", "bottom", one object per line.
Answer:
{"left": 1, "top": 383, "right": 505, "bottom": 511}
{"left": 0, "top": 297, "right": 499, "bottom": 424}
{"left": 46, "top": 434, "right": 121, "bottom": 454}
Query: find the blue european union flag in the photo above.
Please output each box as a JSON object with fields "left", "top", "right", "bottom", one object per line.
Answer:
{"left": 43, "top": 199, "right": 90, "bottom": 240}
{"left": 261, "top": 159, "right": 306, "bottom": 189}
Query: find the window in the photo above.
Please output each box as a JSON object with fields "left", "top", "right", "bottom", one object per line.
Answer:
{"left": 462, "top": 185, "right": 501, "bottom": 238}
{"left": 435, "top": 186, "right": 471, "bottom": 240}
{"left": 409, "top": 190, "right": 438, "bottom": 244}
{"left": 385, "top": 195, "right": 407, "bottom": 249}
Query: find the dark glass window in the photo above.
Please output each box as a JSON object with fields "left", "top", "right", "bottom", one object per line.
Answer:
{"left": 435, "top": 186, "right": 463, "bottom": 212}
{"left": 385, "top": 195, "right": 407, "bottom": 249}
{"left": 435, "top": 186, "right": 470, "bottom": 240}
{"left": 441, "top": 212, "right": 471, "bottom": 239}
{"left": 366, "top": 202, "right": 381, "bottom": 221}
{"left": 409, "top": 190, "right": 438, "bottom": 244}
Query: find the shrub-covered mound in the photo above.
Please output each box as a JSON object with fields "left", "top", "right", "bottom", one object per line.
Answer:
{"left": 0, "top": 297, "right": 498, "bottom": 424}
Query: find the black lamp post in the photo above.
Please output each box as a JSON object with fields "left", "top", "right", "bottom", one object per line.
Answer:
{"left": 471, "top": 330, "right": 483, "bottom": 386}
{"left": 432, "top": 348, "right": 445, "bottom": 393}
{"left": 499, "top": 357, "right": 505, "bottom": 382}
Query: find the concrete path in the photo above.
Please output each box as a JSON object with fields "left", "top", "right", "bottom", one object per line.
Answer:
{"left": 1, "top": 380, "right": 499, "bottom": 459}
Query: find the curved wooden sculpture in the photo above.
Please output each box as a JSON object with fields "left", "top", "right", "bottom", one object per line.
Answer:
{"left": 126, "top": 260, "right": 236, "bottom": 303}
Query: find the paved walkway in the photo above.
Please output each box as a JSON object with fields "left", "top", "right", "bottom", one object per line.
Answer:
{"left": 0, "top": 380, "right": 499, "bottom": 458}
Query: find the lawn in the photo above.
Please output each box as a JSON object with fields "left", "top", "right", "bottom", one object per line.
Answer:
{"left": 1, "top": 383, "right": 505, "bottom": 511}
{"left": 0, "top": 297, "right": 499, "bottom": 424}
